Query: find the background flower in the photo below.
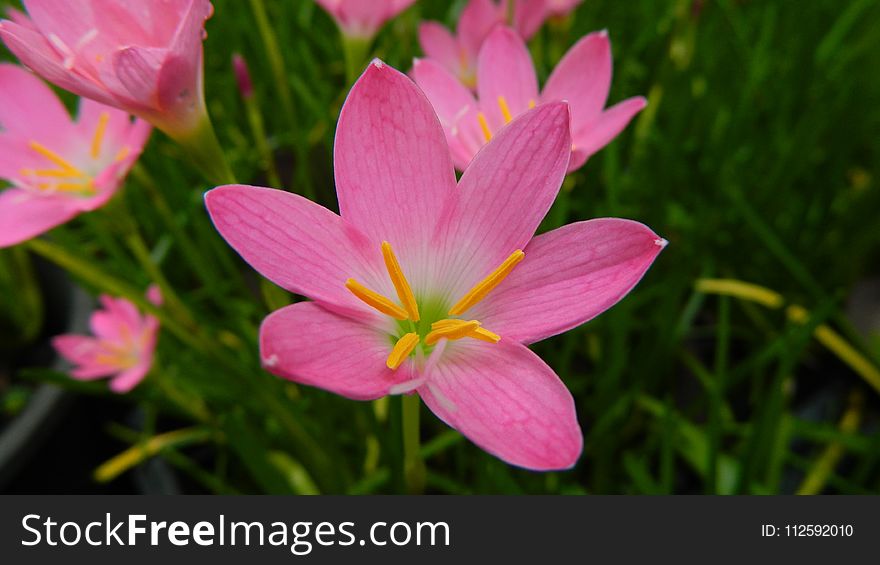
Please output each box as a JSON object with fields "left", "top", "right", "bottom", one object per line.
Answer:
{"left": 0, "top": 63, "right": 149, "bottom": 248}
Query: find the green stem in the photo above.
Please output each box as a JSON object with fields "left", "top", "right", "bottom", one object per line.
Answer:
{"left": 173, "top": 117, "right": 236, "bottom": 185}
{"left": 402, "top": 394, "right": 426, "bottom": 493}
{"left": 342, "top": 34, "right": 373, "bottom": 86}
{"left": 25, "top": 238, "right": 205, "bottom": 355}
{"left": 244, "top": 96, "right": 282, "bottom": 189}
{"left": 248, "top": 0, "right": 296, "bottom": 129}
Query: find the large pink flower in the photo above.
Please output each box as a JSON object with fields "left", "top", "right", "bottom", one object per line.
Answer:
{"left": 53, "top": 286, "right": 162, "bottom": 393}
{"left": 205, "top": 61, "right": 665, "bottom": 470}
{"left": 314, "top": 0, "right": 417, "bottom": 39}
{"left": 0, "top": 64, "right": 150, "bottom": 248}
{"left": 414, "top": 26, "right": 646, "bottom": 172}
{"left": 0, "top": 0, "right": 213, "bottom": 138}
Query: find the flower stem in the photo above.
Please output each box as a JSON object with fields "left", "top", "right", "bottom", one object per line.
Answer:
{"left": 244, "top": 95, "right": 282, "bottom": 189}
{"left": 248, "top": 0, "right": 296, "bottom": 129}
{"left": 173, "top": 117, "right": 236, "bottom": 185}
{"left": 401, "top": 394, "right": 426, "bottom": 493}
{"left": 342, "top": 34, "right": 373, "bottom": 86}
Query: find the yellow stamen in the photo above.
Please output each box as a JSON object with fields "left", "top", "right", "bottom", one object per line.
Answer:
{"left": 448, "top": 250, "right": 525, "bottom": 316}
{"left": 470, "top": 327, "right": 501, "bottom": 343}
{"left": 91, "top": 112, "right": 110, "bottom": 158}
{"left": 498, "top": 96, "right": 513, "bottom": 124}
{"left": 477, "top": 112, "right": 492, "bottom": 142}
{"left": 528, "top": 99, "right": 536, "bottom": 109}
{"left": 425, "top": 320, "right": 481, "bottom": 346}
{"left": 21, "top": 168, "right": 83, "bottom": 178}
{"left": 29, "top": 141, "right": 83, "bottom": 175}
{"left": 431, "top": 319, "right": 501, "bottom": 343}
{"left": 381, "top": 241, "right": 419, "bottom": 322}
{"left": 387, "top": 333, "right": 420, "bottom": 370}
{"left": 346, "top": 279, "right": 408, "bottom": 320}
{"left": 114, "top": 146, "right": 131, "bottom": 162}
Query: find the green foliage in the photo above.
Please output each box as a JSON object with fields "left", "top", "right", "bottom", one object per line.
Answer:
{"left": 1, "top": 0, "right": 879, "bottom": 494}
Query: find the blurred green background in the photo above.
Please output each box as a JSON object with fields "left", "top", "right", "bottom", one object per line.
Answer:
{"left": 1, "top": 0, "right": 879, "bottom": 494}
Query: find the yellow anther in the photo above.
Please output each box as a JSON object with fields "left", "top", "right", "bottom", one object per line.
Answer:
{"left": 432, "top": 319, "right": 501, "bottom": 344}
{"left": 528, "top": 99, "right": 536, "bottom": 109}
{"left": 498, "top": 96, "right": 513, "bottom": 124}
{"left": 381, "top": 241, "right": 419, "bottom": 322}
{"left": 477, "top": 112, "right": 492, "bottom": 142}
{"left": 345, "top": 279, "right": 408, "bottom": 320}
{"left": 448, "top": 250, "right": 525, "bottom": 316}
{"left": 470, "top": 327, "right": 501, "bottom": 343}
{"left": 33, "top": 168, "right": 83, "bottom": 178}
{"left": 91, "top": 112, "right": 110, "bottom": 158}
{"left": 114, "top": 146, "right": 131, "bottom": 162}
{"left": 28, "top": 141, "right": 83, "bottom": 176}
{"left": 425, "top": 320, "right": 481, "bottom": 346}
{"left": 387, "top": 333, "right": 420, "bottom": 370}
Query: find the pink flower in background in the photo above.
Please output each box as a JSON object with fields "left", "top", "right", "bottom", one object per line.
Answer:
{"left": 53, "top": 286, "right": 162, "bottom": 393}
{"left": 206, "top": 61, "right": 665, "bottom": 470}
{"left": 0, "top": 64, "right": 150, "bottom": 248}
{"left": 418, "top": 0, "right": 504, "bottom": 89}
{"left": 314, "top": 0, "right": 417, "bottom": 39}
{"left": 419, "top": 0, "right": 580, "bottom": 88}
{"left": 0, "top": 0, "right": 214, "bottom": 138}
{"left": 414, "top": 26, "right": 646, "bottom": 172}
{"left": 544, "top": 0, "right": 584, "bottom": 18}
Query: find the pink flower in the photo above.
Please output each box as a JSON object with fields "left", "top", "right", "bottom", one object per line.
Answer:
{"left": 418, "top": 0, "right": 505, "bottom": 89}
{"left": 0, "top": 64, "right": 150, "bottom": 248}
{"left": 0, "top": 1, "right": 214, "bottom": 138}
{"left": 544, "top": 0, "right": 584, "bottom": 18}
{"left": 314, "top": 0, "right": 417, "bottom": 39}
{"left": 205, "top": 61, "right": 665, "bottom": 470}
{"left": 53, "top": 286, "right": 162, "bottom": 393}
{"left": 414, "top": 26, "right": 646, "bottom": 172}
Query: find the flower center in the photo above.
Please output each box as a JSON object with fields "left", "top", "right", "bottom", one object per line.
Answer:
{"left": 18, "top": 112, "right": 129, "bottom": 197}
{"left": 476, "top": 96, "right": 536, "bottom": 142}
{"left": 346, "top": 241, "right": 524, "bottom": 370}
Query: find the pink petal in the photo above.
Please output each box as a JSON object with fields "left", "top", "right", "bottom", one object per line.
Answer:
{"left": 418, "top": 22, "right": 460, "bottom": 74}
{"left": 204, "top": 184, "right": 385, "bottom": 320}
{"left": 334, "top": 60, "right": 456, "bottom": 255}
{"left": 52, "top": 334, "right": 100, "bottom": 366}
{"left": 433, "top": 102, "right": 571, "bottom": 299}
{"left": 418, "top": 339, "right": 582, "bottom": 470}
{"left": 75, "top": 97, "right": 135, "bottom": 155}
{"left": 109, "top": 361, "right": 151, "bottom": 393}
{"left": 0, "top": 19, "right": 115, "bottom": 105}
{"left": 411, "top": 58, "right": 482, "bottom": 170}
{"left": 476, "top": 26, "right": 539, "bottom": 130}
{"left": 0, "top": 188, "right": 82, "bottom": 248}
{"left": 458, "top": 0, "right": 503, "bottom": 56}
{"left": 473, "top": 218, "right": 666, "bottom": 344}
{"left": 0, "top": 63, "right": 75, "bottom": 142}
{"left": 0, "top": 134, "right": 46, "bottom": 180}
{"left": 21, "top": 0, "right": 96, "bottom": 52}
{"left": 572, "top": 96, "right": 647, "bottom": 163}
{"left": 512, "top": 0, "right": 547, "bottom": 40}
{"left": 260, "top": 302, "right": 412, "bottom": 401}
{"left": 541, "top": 30, "right": 612, "bottom": 129}
{"left": 111, "top": 46, "right": 162, "bottom": 107}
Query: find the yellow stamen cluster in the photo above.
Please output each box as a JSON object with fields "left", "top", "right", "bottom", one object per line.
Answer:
{"left": 346, "top": 243, "right": 523, "bottom": 371}
{"left": 475, "top": 97, "right": 536, "bottom": 143}
{"left": 19, "top": 112, "right": 123, "bottom": 196}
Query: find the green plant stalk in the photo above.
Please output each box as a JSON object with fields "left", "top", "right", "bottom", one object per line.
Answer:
{"left": 248, "top": 0, "right": 296, "bottom": 129}
{"left": 130, "top": 164, "right": 221, "bottom": 289}
{"left": 402, "top": 394, "right": 426, "bottom": 494}
{"left": 25, "top": 238, "right": 205, "bottom": 355}
{"left": 244, "top": 95, "right": 283, "bottom": 189}
{"left": 173, "top": 117, "right": 236, "bottom": 185}
{"left": 342, "top": 34, "right": 373, "bottom": 86}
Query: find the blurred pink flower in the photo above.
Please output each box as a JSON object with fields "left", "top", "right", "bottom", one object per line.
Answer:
{"left": 418, "top": 0, "right": 504, "bottom": 89}
{"left": 414, "top": 26, "right": 646, "bottom": 172}
{"left": 314, "top": 0, "right": 416, "bottom": 39}
{"left": 206, "top": 60, "right": 665, "bottom": 470}
{"left": 0, "top": 0, "right": 214, "bottom": 138}
{"left": 544, "top": 0, "right": 584, "bottom": 18}
{"left": 0, "top": 64, "right": 150, "bottom": 248}
{"left": 53, "top": 286, "right": 162, "bottom": 394}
